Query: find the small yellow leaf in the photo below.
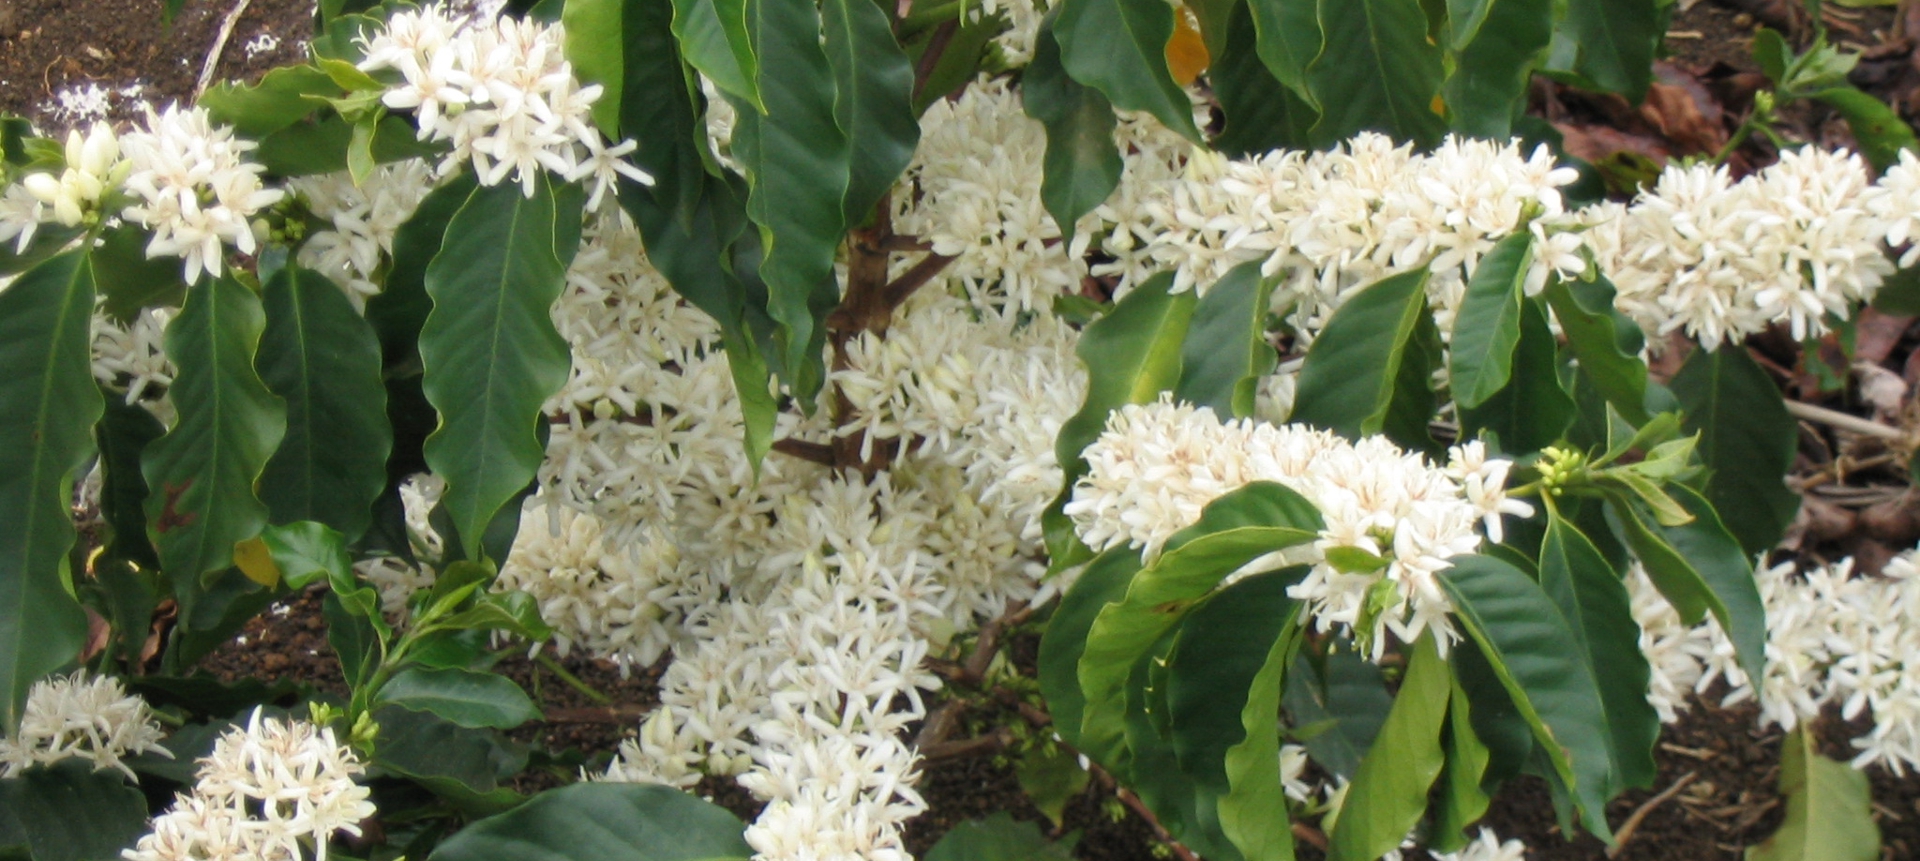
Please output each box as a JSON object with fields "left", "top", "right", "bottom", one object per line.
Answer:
{"left": 233, "top": 536, "right": 280, "bottom": 587}
{"left": 1165, "top": 6, "right": 1210, "bottom": 86}
{"left": 1430, "top": 93, "right": 1447, "bottom": 117}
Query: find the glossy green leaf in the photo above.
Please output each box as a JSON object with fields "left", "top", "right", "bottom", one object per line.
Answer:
{"left": 1812, "top": 87, "right": 1917, "bottom": 173}
{"left": 253, "top": 115, "right": 443, "bottom": 178}
{"left": 1544, "top": 274, "right": 1649, "bottom": 426}
{"left": 437, "top": 590, "right": 555, "bottom": 641}
{"left": 925, "top": 813, "right": 1076, "bottom": 861}
{"left": 670, "top": 0, "right": 760, "bottom": 111}
{"left": 1611, "top": 485, "right": 1767, "bottom": 685}
{"left": 1210, "top": 0, "right": 1315, "bottom": 155}
{"left": 1671, "top": 346, "right": 1802, "bottom": 557}
{"left": 1547, "top": 0, "right": 1660, "bottom": 100}
{"left": 1025, "top": 18, "right": 1123, "bottom": 247}
{"left": 91, "top": 223, "right": 187, "bottom": 323}
{"left": 419, "top": 173, "right": 584, "bottom": 560}
{"left": 1539, "top": 512, "right": 1658, "bottom": 792}
{"left": 366, "top": 171, "right": 479, "bottom": 366}
{"left": 1044, "top": 273, "right": 1197, "bottom": 566}
{"left": 378, "top": 666, "right": 541, "bottom": 729}
{"left": 141, "top": 276, "right": 287, "bottom": 587}
{"left": 0, "top": 761, "right": 148, "bottom": 861}
{"left": 1746, "top": 728, "right": 1880, "bottom": 861}
{"left": 1326, "top": 635, "right": 1449, "bottom": 861}
{"left": 0, "top": 224, "right": 83, "bottom": 278}
{"left": 823, "top": 0, "right": 919, "bottom": 225}
{"left": 1178, "top": 261, "right": 1278, "bottom": 419}
{"left": 1282, "top": 645, "right": 1391, "bottom": 780}
{"left": 1209, "top": 576, "right": 1303, "bottom": 861}
{"left": 1459, "top": 296, "right": 1573, "bottom": 454}
{"left": 326, "top": 590, "right": 383, "bottom": 690}
{"left": 429, "top": 781, "right": 748, "bottom": 861}
{"left": 1119, "top": 632, "right": 1241, "bottom": 861}
{"left": 93, "top": 394, "right": 160, "bottom": 574}
{"left": 1305, "top": 0, "right": 1445, "bottom": 147}
{"left": 0, "top": 250, "right": 99, "bottom": 730}
{"left": 1450, "top": 233, "right": 1532, "bottom": 408}
{"left": 1037, "top": 548, "right": 1142, "bottom": 754}
{"left": 1450, "top": 636, "right": 1534, "bottom": 789}
{"left": 1078, "top": 483, "right": 1321, "bottom": 766}
{"left": 722, "top": 0, "right": 848, "bottom": 398}
{"left": 256, "top": 520, "right": 352, "bottom": 591}
{"left": 1015, "top": 742, "right": 1091, "bottom": 828}
{"left": 1444, "top": 0, "right": 1548, "bottom": 137}
{"left": 563, "top": 0, "right": 623, "bottom": 137}
{"left": 200, "top": 65, "right": 340, "bottom": 136}
{"left": 1290, "top": 267, "right": 1439, "bottom": 448}
{"left": 1167, "top": 567, "right": 1305, "bottom": 791}
{"left": 1247, "top": 0, "right": 1322, "bottom": 94}
{"left": 374, "top": 704, "right": 529, "bottom": 796}
{"left": 1429, "top": 675, "right": 1492, "bottom": 852}
{"left": 1439, "top": 554, "right": 1615, "bottom": 840}
{"left": 1053, "top": 0, "right": 1203, "bottom": 141}
{"left": 256, "top": 263, "right": 391, "bottom": 543}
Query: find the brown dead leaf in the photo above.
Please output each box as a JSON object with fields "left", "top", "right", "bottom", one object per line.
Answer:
{"left": 1641, "top": 82, "right": 1728, "bottom": 155}
{"left": 1553, "top": 122, "right": 1673, "bottom": 166}
{"left": 1853, "top": 308, "right": 1914, "bottom": 366}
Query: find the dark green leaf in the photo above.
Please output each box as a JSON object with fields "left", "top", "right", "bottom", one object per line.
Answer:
{"left": 373, "top": 704, "right": 529, "bottom": 794}
{"left": 1119, "top": 631, "right": 1242, "bottom": 861}
{"left": 1053, "top": 0, "right": 1204, "bottom": 141}
{"left": 1025, "top": 18, "right": 1123, "bottom": 247}
{"left": 256, "top": 521, "right": 353, "bottom": 590}
{"left": 1670, "top": 346, "right": 1800, "bottom": 556}
{"left": 1443, "top": 0, "right": 1551, "bottom": 138}
{"left": 1450, "top": 233, "right": 1532, "bottom": 408}
{"left": 1459, "top": 296, "right": 1573, "bottom": 453}
{"left": 1078, "top": 484, "right": 1321, "bottom": 766}
{"left": 1210, "top": 0, "right": 1315, "bottom": 155}
{"left": 0, "top": 224, "right": 83, "bottom": 277}
{"left": 377, "top": 666, "right": 540, "bottom": 729}
{"left": 142, "top": 276, "right": 288, "bottom": 587}
{"left": 419, "top": 174, "right": 584, "bottom": 560}
{"left": 1747, "top": 728, "right": 1880, "bottom": 861}
{"left": 823, "top": 0, "right": 919, "bottom": 225}
{"left": 1753, "top": 28, "right": 1790, "bottom": 83}
{"left": 1872, "top": 262, "right": 1920, "bottom": 316}
{"left": 1037, "top": 548, "right": 1142, "bottom": 754}
{"left": 1290, "top": 267, "right": 1438, "bottom": 446}
{"left": 253, "top": 115, "right": 443, "bottom": 177}
{"left": 1247, "top": 0, "right": 1322, "bottom": 94}
{"left": 125, "top": 675, "right": 300, "bottom": 721}
{"left": 1015, "top": 742, "right": 1092, "bottom": 827}
{"left": 1439, "top": 554, "right": 1615, "bottom": 840}
{"left": 1305, "top": 0, "right": 1445, "bottom": 146}
{"left": 1812, "top": 87, "right": 1918, "bottom": 174}
{"left": 1167, "top": 567, "right": 1305, "bottom": 791}
{"left": 722, "top": 0, "right": 849, "bottom": 398}
{"left": 1178, "top": 261, "right": 1278, "bottom": 418}
{"left": 0, "top": 252, "right": 100, "bottom": 729}
{"left": 1044, "top": 273, "right": 1197, "bottom": 566}
{"left": 327, "top": 589, "right": 384, "bottom": 690}
{"left": 94, "top": 391, "right": 163, "bottom": 569}
{"left": 257, "top": 263, "right": 391, "bottom": 543}
{"left": 562, "top": 0, "right": 624, "bottom": 138}
{"left": 89, "top": 224, "right": 186, "bottom": 323}
{"left": 670, "top": 0, "right": 760, "bottom": 111}
{"left": 0, "top": 761, "right": 148, "bottom": 861}
{"left": 1611, "top": 485, "right": 1767, "bottom": 685}
{"left": 366, "top": 171, "right": 480, "bottom": 366}
{"left": 200, "top": 65, "right": 340, "bottom": 136}
{"left": 1547, "top": 0, "right": 1661, "bottom": 100}
{"left": 1545, "top": 274, "right": 1649, "bottom": 426}
{"left": 437, "top": 590, "right": 555, "bottom": 641}
{"left": 1429, "top": 676, "right": 1492, "bottom": 852}
{"left": 1540, "top": 513, "right": 1658, "bottom": 792}
{"left": 925, "top": 813, "right": 1077, "bottom": 861}
{"left": 1326, "top": 635, "right": 1449, "bottom": 861}
{"left": 1282, "top": 645, "right": 1391, "bottom": 780}
{"left": 428, "top": 781, "right": 750, "bottom": 861}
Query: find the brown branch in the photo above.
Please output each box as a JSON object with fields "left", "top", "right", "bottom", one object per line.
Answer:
{"left": 772, "top": 438, "right": 837, "bottom": 466}
{"left": 1116, "top": 788, "right": 1201, "bottom": 861}
{"left": 542, "top": 706, "right": 650, "bottom": 724}
{"left": 881, "top": 252, "right": 957, "bottom": 311}
{"left": 920, "top": 728, "right": 1012, "bottom": 761}
{"left": 910, "top": 20, "right": 960, "bottom": 105}
{"left": 1290, "top": 823, "right": 1328, "bottom": 851}
{"left": 1607, "top": 771, "right": 1698, "bottom": 858}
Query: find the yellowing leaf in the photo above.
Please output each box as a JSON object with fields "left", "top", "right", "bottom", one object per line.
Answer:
{"left": 232, "top": 536, "right": 280, "bottom": 587}
{"left": 1165, "top": 6, "right": 1210, "bottom": 85}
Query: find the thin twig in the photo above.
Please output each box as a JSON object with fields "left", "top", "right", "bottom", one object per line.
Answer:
{"left": 195, "top": 0, "right": 253, "bottom": 98}
{"left": 533, "top": 650, "right": 613, "bottom": 705}
{"left": 771, "top": 438, "right": 837, "bottom": 466}
{"left": 1116, "top": 788, "right": 1201, "bottom": 861}
{"left": 1786, "top": 400, "right": 1906, "bottom": 441}
{"left": 920, "top": 728, "right": 1011, "bottom": 761}
{"left": 1289, "top": 823, "right": 1328, "bottom": 851}
{"left": 1607, "top": 771, "right": 1698, "bottom": 858}
{"left": 881, "top": 252, "right": 957, "bottom": 310}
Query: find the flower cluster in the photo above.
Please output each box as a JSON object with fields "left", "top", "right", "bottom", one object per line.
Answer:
{"left": 289, "top": 159, "right": 439, "bottom": 307}
{"left": 118, "top": 105, "right": 283, "bottom": 283}
{"left": 1594, "top": 148, "right": 1895, "bottom": 345}
{"left": 356, "top": 5, "right": 652, "bottom": 204}
{"left": 21, "top": 122, "right": 126, "bottom": 228}
{"left": 123, "top": 709, "right": 374, "bottom": 861}
{"left": 0, "top": 672, "right": 169, "bottom": 780}
{"left": 1066, "top": 398, "right": 1528, "bottom": 657}
{"left": 1631, "top": 546, "right": 1920, "bottom": 774}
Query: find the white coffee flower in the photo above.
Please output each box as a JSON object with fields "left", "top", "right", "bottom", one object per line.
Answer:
{"left": 118, "top": 104, "right": 283, "bottom": 283}
{"left": 21, "top": 122, "right": 125, "bottom": 227}
{"left": 0, "top": 672, "right": 170, "bottom": 780}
